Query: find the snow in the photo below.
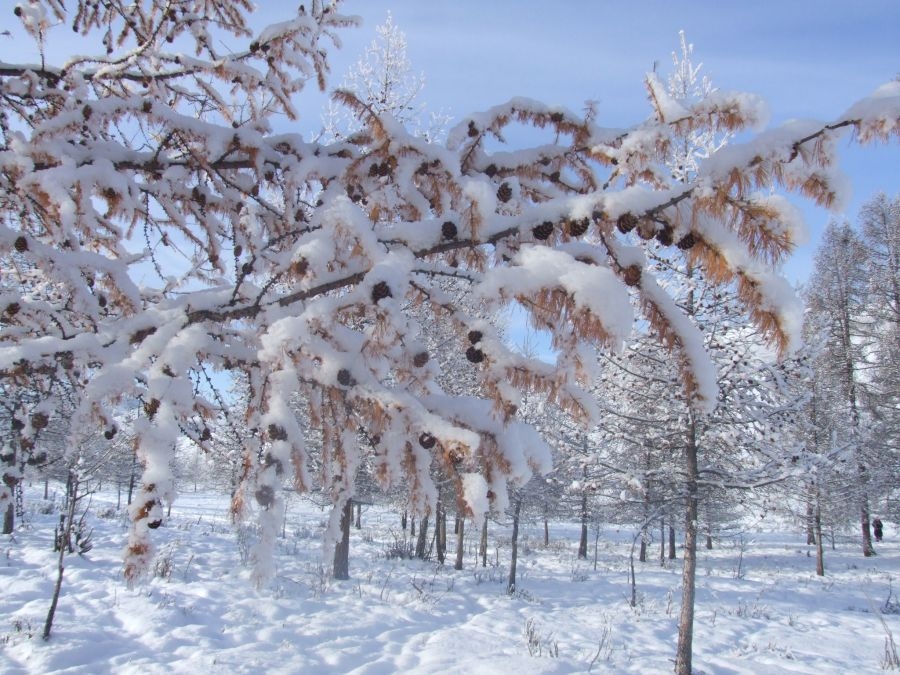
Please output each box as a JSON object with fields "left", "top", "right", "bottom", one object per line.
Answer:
{"left": 3, "top": 484, "right": 899, "bottom": 674}
{"left": 477, "top": 246, "right": 634, "bottom": 351}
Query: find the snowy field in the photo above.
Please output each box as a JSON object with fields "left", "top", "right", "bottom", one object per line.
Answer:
{"left": 2, "top": 486, "right": 898, "bottom": 674}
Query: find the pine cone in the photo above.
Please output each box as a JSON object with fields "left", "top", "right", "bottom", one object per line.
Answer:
{"left": 467, "top": 330, "right": 483, "bottom": 344}
{"left": 676, "top": 232, "right": 696, "bottom": 250}
{"left": 337, "top": 368, "right": 355, "bottom": 387}
{"left": 497, "top": 182, "right": 513, "bottom": 203}
{"left": 532, "top": 221, "right": 554, "bottom": 240}
{"left": 14, "top": 236, "right": 28, "bottom": 253}
{"left": 485, "top": 164, "right": 498, "bottom": 177}
{"left": 441, "top": 221, "right": 458, "bottom": 240}
{"left": 104, "top": 427, "right": 117, "bottom": 440}
{"left": 254, "top": 485, "right": 275, "bottom": 508}
{"left": 413, "top": 351, "right": 429, "bottom": 367}
{"left": 616, "top": 213, "right": 638, "bottom": 234}
{"left": 371, "top": 281, "right": 392, "bottom": 303}
{"left": 31, "top": 412, "right": 49, "bottom": 430}
{"left": 466, "top": 346, "right": 485, "bottom": 363}
{"left": 623, "top": 265, "right": 642, "bottom": 287}
{"left": 656, "top": 225, "right": 674, "bottom": 246}
{"left": 637, "top": 220, "right": 656, "bottom": 240}
{"left": 4, "top": 302, "right": 20, "bottom": 316}
{"left": 267, "top": 423, "right": 288, "bottom": 441}
{"left": 144, "top": 398, "right": 160, "bottom": 419}
{"left": 418, "top": 433, "right": 436, "bottom": 449}
{"left": 567, "top": 218, "right": 589, "bottom": 237}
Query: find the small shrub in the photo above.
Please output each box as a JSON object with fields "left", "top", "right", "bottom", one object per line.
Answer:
{"left": 384, "top": 533, "right": 415, "bottom": 560}
{"left": 95, "top": 506, "right": 118, "bottom": 519}
{"left": 523, "top": 617, "right": 558, "bottom": 658}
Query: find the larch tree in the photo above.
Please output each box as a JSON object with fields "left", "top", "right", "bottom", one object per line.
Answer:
{"left": 583, "top": 33, "right": 810, "bottom": 673}
{"left": 316, "top": 11, "right": 466, "bottom": 577}
{"left": 1, "top": 7, "right": 898, "bottom": 660}
{"left": 859, "top": 193, "right": 900, "bottom": 511}
{"left": 320, "top": 11, "right": 449, "bottom": 145}
{"left": 803, "top": 195, "right": 900, "bottom": 555}
{"left": 805, "top": 221, "right": 878, "bottom": 557}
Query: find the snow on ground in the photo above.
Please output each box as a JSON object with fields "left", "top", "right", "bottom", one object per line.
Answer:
{"left": 2, "top": 485, "right": 899, "bottom": 674}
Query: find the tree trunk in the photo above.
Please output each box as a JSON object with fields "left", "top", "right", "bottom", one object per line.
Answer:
{"left": 669, "top": 523, "right": 677, "bottom": 559}
{"left": 815, "top": 493, "right": 825, "bottom": 576}
{"left": 436, "top": 503, "right": 446, "bottom": 565}
{"left": 454, "top": 517, "right": 464, "bottom": 570}
{"left": 410, "top": 516, "right": 416, "bottom": 538}
{"left": 578, "top": 492, "right": 588, "bottom": 559}
{"left": 543, "top": 515, "right": 549, "bottom": 547}
{"left": 332, "top": 498, "right": 352, "bottom": 580}
{"left": 860, "top": 486, "right": 876, "bottom": 557}
{"left": 660, "top": 518, "right": 666, "bottom": 565}
{"left": 480, "top": 516, "right": 488, "bottom": 567}
{"left": 806, "top": 496, "right": 816, "bottom": 545}
{"left": 2, "top": 502, "right": 13, "bottom": 535}
{"left": 354, "top": 501, "right": 361, "bottom": 529}
{"left": 675, "top": 421, "right": 699, "bottom": 675}
{"left": 507, "top": 500, "right": 521, "bottom": 595}
{"left": 2, "top": 429, "right": 17, "bottom": 535}
{"left": 44, "top": 471, "right": 78, "bottom": 640}
{"left": 126, "top": 453, "right": 137, "bottom": 506}
{"left": 415, "top": 514, "right": 429, "bottom": 559}
{"left": 639, "top": 534, "right": 647, "bottom": 563}
{"left": 401, "top": 510, "right": 407, "bottom": 532}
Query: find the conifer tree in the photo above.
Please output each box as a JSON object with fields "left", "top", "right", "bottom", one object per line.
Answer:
{"left": 1, "top": 2, "right": 897, "bottom": 621}
{"left": 805, "top": 222, "right": 878, "bottom": 556}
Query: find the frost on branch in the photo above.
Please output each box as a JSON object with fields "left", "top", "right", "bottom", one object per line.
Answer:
{"left": 1, "top": 1, "right": 898, "bottom": 583}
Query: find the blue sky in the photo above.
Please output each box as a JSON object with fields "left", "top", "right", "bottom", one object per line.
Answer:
{"left": 9, "top": 1, "right": 898, "bottom": 283}
{"left": 292, "top": 0, "right": 898, "bottom": 283}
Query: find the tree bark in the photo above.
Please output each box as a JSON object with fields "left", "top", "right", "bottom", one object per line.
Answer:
{"left": 2, "top": 427, "right": 17, "bottom": 535}
{"left": 669, "top": 523, "right": 677, "bottom": 559}
{"left": 415, "top": 514, "right": 429, "bottom": 559}
{"left": 126, "top": 452, "right": 137, "bottom": 506}
{"left": 436, "top": 503, "right": 446, "bottom": 565}
{"left": 806, "top": 497, "right": 816, "bottom": 545}
{"left": 815, "top": 493, "right": 825, "bottom": 576}
{"left": 44, "top": 471, "right": 78, "bottom": 640}
{"left": 454, "top": 517, "right": 464, "bottom": 570}
{"left": 860, "top": 494, "right": 875, "bottom": 557}
{"left": 507, "top": 500, "right": 521, "bottom": 595}
{"left": 675, "top": 419, "right": 699, "bottom": 675}
{"left": 480, "top": 516, "right": 488, "bottom": 567}
{"left": 578, "top": 491, "right": 589, "bottom": 559}
{"left": 660, "top": 518, "right": 666, "bottom": 565}
{"left": 2, "top": 502, "right": 13, "bottom": 536}
{"left": 332, "top": 498, "right": 352, "bottom": 580}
